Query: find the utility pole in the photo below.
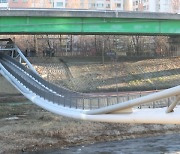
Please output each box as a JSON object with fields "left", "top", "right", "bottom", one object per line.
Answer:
{"left": 102, "top": 40, "right": 105, "bottom": 65}
{"left": 95, "top": 35, "right": 97, "bottom": 54}
{"left": 59, "top": 35, "right": 62, "bottom": 55}
{"left": 70, "top": 35, "right": 73, "bottom": 53}
{"left": 115, "top": 56, "right": 118, "bottom": 94}
{"left": 34, "top": 35, "right": 38, "bottom": 54}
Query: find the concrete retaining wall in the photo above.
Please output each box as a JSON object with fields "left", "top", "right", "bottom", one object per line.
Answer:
{"left": 0, "top": 75, "right": 20, "bottom": 95}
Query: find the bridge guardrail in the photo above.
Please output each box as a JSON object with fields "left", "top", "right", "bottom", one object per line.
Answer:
{"left": 0, "top": 54, "right": 175, "bottom": 111}
{"left": 2, "top": 54, "right": 81, "bottom": 96}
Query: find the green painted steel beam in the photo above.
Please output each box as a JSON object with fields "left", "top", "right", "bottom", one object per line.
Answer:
{"left": 0, "top": 11, "right": 180, "bottom": 35}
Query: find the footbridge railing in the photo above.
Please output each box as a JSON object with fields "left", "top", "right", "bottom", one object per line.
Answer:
{"left": 0, "top": 53, "right": 179, "bottom": 112}
{"left": 0, "top": 40, "right": 180, "bottom": 124}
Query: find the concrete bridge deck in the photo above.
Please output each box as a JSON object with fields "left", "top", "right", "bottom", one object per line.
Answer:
{"left": 0, "top": 9, "right": 180, "bottom": 35}
{"left": 0, "top": 9, "right": 180, "bottom": 20}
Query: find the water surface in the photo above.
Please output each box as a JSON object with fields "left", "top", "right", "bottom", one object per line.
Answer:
{"left": 32, "top": 133, "right": 180, "bottom": 154}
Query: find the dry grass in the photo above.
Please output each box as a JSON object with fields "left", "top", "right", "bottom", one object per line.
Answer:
{"left": 33, "top": 57, "right": 180, "bottom": 92}
{"left": 1, "top": 101, "right": 180, "bottom": 153}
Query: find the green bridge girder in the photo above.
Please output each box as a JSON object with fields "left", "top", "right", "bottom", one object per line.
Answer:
{"left": 0, "top": 9, "right": 180, "bottom": 35}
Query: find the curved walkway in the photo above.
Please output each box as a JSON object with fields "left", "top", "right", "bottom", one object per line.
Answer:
{"left": 0, "top": 53, "right": 180, "bottom": 124}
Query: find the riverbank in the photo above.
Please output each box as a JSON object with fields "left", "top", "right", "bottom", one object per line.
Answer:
{"left": 30, "top": 56, "right": 180, "bottom": 92}
{"left": 1, "top": 99, "right": 180, "bottom": 153}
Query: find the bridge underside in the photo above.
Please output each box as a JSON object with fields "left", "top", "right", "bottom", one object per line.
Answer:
{"left": 0, "top": 16, "right": 180, "bottom": 35}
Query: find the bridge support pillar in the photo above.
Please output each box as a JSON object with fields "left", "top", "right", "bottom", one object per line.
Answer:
{"left": 169, "top": 36, "right": 180, "bottom": 57}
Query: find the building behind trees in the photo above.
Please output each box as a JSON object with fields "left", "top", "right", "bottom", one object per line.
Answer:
{"left": 0, "top": 0, "right": 179, "bottom": 13}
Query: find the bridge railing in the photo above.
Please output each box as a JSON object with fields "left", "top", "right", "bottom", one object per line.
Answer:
{"left": 1, "top": 54, "right": 175, "bottom": 111}
{"left": 1, "top": 54, "right": 81, "bottom": 96}
{"left": 74, "top": 91, "right": 174, "bottom": 110}
{"left": 0, "top": 59, "right": 75, "bottom": 107}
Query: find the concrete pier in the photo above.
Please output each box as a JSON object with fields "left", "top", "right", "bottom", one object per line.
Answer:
{"left": 0, "top": 75, "right": 20, "bottom": 95}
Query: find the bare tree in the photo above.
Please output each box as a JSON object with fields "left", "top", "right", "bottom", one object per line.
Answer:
{"left": 154, "top": 36, "right": 169, "bottom": 57}
{"left": 131, "top": 35, "right": 142, "bottom": 56}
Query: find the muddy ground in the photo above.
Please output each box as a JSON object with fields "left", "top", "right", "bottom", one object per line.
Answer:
{"left": 1, "top": 96, "right": 180, "bottom": 154}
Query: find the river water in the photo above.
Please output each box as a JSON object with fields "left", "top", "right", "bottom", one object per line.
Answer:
{"left": 33, "top": 133, "right": 180, "bottom": 154}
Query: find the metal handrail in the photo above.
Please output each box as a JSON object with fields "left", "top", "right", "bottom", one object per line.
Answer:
{"left": 0, "top": 58, "right": 76, "bottom": 107}
{"left": 0, "top": 53, "right": 177, "bottom": 111}
{"left": 1, "top": 54, "right": 82, "bottom": 97}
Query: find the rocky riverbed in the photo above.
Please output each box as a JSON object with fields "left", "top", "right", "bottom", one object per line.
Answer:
{"left": 1, "top": 97, "right": 180, "bottom": 153}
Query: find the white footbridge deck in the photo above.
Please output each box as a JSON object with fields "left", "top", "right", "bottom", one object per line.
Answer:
{"left": 0, "top": 39, "right": 180, "bottom": 124}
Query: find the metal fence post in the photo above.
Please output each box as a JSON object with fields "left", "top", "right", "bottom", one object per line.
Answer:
{"left": 83, "top": 96, "right": 85, "bottom": 110}
{"left": 57, "top": 93, "right": 59, "bottom": 105}
{"left": 168, "top": 97, "right": 170, "bottom": 107}
{"left": 90, "top": 98, "right": 92, "bottom": 110}
{"left": 64, "top": 94, "right": 66, "bottom": 107}
{"left": 107, "top": 97, "right": 109, "bottom": 106}
{"left": 70, "top": 93, "right": 72, "bottom": 108}
{"left": 127, "top": 93, "right": 129, "bottom": 101}
{"left": 76, "top": 95, "right": 78, "bottom": 109}
{"left": 116, "top": 95, "right": 119, "bottom": 104}
{"left": 153, "top": 101, "right": 155, "bottom": 108}
{"left": 98, "top": 97, "right": 100, "bottom": 109}
{"left": 139, "top": 91, "right": 142, "bottom": 109}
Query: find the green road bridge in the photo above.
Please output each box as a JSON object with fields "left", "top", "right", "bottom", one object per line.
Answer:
{"left": 0, "top": 9, "right": 180, "bottom": 35}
